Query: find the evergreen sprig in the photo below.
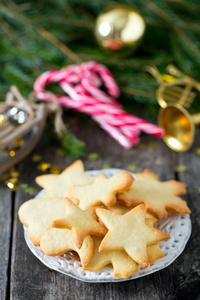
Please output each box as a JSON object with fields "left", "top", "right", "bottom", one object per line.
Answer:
{"left": 1, "top": 0, "right": 199, "bottom": 99}
{"left": 0, "top": 0, "right": 200, "bottom": 156}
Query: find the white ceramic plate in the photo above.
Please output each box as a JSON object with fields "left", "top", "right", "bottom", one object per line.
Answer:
{"left": 24, "top": 168, "right": 191, "bottom": 282}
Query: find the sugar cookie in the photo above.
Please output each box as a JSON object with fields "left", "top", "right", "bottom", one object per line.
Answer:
{"left": 69, "top": 172, "right": 134, "bottom": 210}
{"left": 96, "top": 204, "right": 170, "bottom": 268}
{"left": 52, "top": 198, "right": 107, "bottom": 249}
{"left": 36, "top": 160, "right": 94, "bottom": 199}
{"left": 118, "top": 169, "right": 190, "bottom": 218}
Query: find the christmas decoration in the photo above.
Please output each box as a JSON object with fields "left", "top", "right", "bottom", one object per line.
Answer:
{"left": 0, "top": 86, "right": 47, "bottom": 174}
{"left": 34, "top": 61, "right": 164, "bottom": 149}
{"left": 0, "top": 1, "right": 200, "bottom": 155}
{"left": 95, "top": 6, "right": 145, "bottom": 56}
{"left": 146, "top": 65, "right": 200, "bottom": 109}
{"left": 0, "top": 1, "right": 199, "bottom": 107}
{"left": 0, "top": 86, "right": 85, "bottom": 174}
{"left": 147, "top": 65, "right": 200, "bottom": 152}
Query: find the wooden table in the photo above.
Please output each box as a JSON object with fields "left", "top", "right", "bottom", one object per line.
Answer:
{"left": 1, "top": 114, "right": 200, "bottom": 300}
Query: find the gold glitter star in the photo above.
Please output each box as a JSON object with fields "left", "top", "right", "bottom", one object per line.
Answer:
{"left": 176, "top": 165, "right": 187, "bottom": 173}
{"left": 88, "top": 152, "right": 99, "bottom": 161}
{"left": 127, "top": 164, "right": 138, "bottom": 172}
{"left": 37, "top": 162, "right": 51, "bottom": 172}
{"left": 195, "top": 148, "right": 200, "bottom": 155}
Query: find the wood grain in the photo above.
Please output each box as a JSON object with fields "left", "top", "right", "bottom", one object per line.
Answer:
{"left": 0, "top": 186, "right": 12, "bottom": 300}
{"left": 172, "top": 129, "right": 200, "bottom": 300}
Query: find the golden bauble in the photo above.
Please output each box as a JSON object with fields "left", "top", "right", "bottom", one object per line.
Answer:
{"left": 95, "top": 6, "right": 146, "bottom": 57}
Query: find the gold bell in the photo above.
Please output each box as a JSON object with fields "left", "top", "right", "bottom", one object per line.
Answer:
{"left": 146, "top": 65, "right": 200, "bottom": 152}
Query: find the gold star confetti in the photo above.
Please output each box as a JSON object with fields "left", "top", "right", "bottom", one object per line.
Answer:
{"left": 9, "top": 150, "right": 16, "bottom": 157}
{"left": 32, "top": 154, "right": 42, "bottom": 162}
{"left": 56, "top": 148, "right": 66, "bottom": 156}
{"left": 195, "top": 148, "right": 200, "bottom": 155}
{"left": 88, "top": 152, "right": 99, "bottom": 161}
{"left": 0, "top": 114, "right": 7, "bottom": 125}
{"left": 37, "top": 162, "right": 51, "bottom": 172}
{"left": 137, "top": 143, "right": 146, "bottom": 149}
{"left": 148, "top": 142, "right": 157, "bottom": 149}
{"left": 102, "top": 164, "right": 111, "bottom": 169}
{"left": 127, "top": 164, "right": 138, "bottom": 172}
{"left": 50, "top": 166, "right": 60, "bottom": 174}
{"left": 176, "top": 165, "right": 187, "bottom": 173}
{"left": 6, "top": 178, "right": 18, "bottom": 191}
{"left": 1, "top": 168, "right": 20, "bottom": 191}
{"left": 9, "top": 168, "right": 20, "bottom": 178}
{"left": 14, "top": 137, "right": 24, "bottom": 148}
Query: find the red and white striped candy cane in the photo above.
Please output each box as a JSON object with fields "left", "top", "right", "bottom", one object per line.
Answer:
{"left": 34, "top": 61, "right": 164, "bottom": 148}
{"left": 58, "top": 85, "right": 162, "bottom": 140}
{"left": 63, "top": 83, "right": 140, "bottom": 148}
{"left": 79, "top": 61, "right": 120, "bottom": 98}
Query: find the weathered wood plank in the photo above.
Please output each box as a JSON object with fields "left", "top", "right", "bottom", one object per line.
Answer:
{"left": 0, "top": 183, "right": 12, "bottom": 300}
{"left": 172, "top": 129, "right": 200, "bottom": 300}
{"left": 10, "top": 114, "right": 184, "bottom": 300}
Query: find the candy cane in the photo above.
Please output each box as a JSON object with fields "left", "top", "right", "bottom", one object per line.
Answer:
{"left": 79, "top": 61, "right": 120, "bottom": 98}
{"left": 59, "top": 82, "right": 136, "bottom": 148}
{"left": 34, "top": 61, "right": 164, "bottom": 148}
{"left": 57, "top": 83, "right": 163, "bottom": 139}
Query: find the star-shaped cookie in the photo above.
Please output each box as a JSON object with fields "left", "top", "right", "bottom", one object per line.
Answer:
{"left": 83, "top": 234, "right": 164, "bottom": 278}
{"left": 40, "top": 228, "right": 94, "bottom": 267}
{"left": 18, "top": 197, "right": 66, "bottom": 246}
{"left": 96, "top": 204, "right": 170, "bottom": 268}
{"left": 83, "top": 237, "right": 138, "bottom": 278}
{"left": 118, "top": 169, "right": 190, "bottom": 219}
{"left": 36, "top": 160, "right": 94, "bottom": 199}
{"left": 52, "top": 198, "right": 107, "bottom": 248}
{"left": 69, "top": 172, "right": 134, "bottom": 210}
{"left": 147, "top": 243, "right": 164, "bottom": 264}
{"left": 145, "top": 216, "right": 164, "bottom": 264}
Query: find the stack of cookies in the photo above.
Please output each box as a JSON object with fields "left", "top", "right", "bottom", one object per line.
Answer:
{"left": 18, "top": 160, "right": 191, "bottom": 279}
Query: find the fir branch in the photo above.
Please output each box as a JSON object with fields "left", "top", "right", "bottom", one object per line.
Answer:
{"left": 177, "top": 29, "right": 200, "bottom": 59}
{"left": 37, "top": 27, "right": 82, "bottom": 64}
{"left": 45, "top": 116, "right": 86, "bottom": 159}
{"left": 180, "top": 0, "right": 200, "bottom": 12}
{"left": 120, "top": 87, "right": 156, "bottom": 98}
{"left": 146, "top": 1, "right": 172, "bottom": 23}
{"left": 0, "top": 0, "right": 200, "bottom": 109}
{"left": 32, "top": 15, "right": 93, "bottom": 29}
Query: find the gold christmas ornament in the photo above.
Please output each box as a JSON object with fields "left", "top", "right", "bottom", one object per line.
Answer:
{"left": 95, "top": 6, "right": 146, "bottom": 56}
